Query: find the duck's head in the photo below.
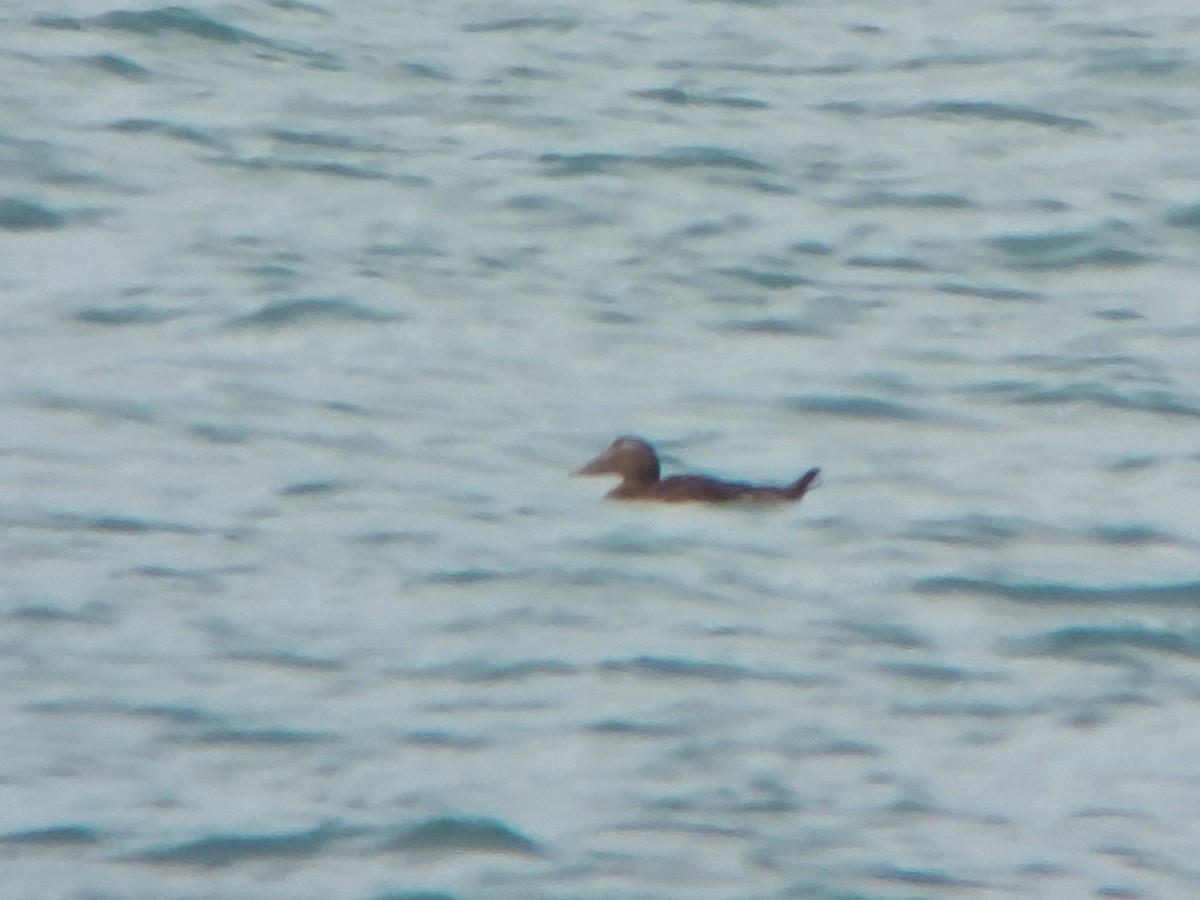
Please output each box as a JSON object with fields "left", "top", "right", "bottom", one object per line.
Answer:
{"left": 574, "top": 435, "right": 661, "bottom": 485}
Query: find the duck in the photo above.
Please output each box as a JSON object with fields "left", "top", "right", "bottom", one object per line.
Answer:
{"left": 574, "top": 435, "right": 820, "bottom": 503}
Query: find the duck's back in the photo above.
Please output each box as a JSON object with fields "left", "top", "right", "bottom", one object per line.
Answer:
{"left": 612, "top": 469, "right": 818, "bottom": 503}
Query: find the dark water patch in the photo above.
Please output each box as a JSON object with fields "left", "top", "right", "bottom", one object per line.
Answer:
{"left": 599, "top": 655, "right": 823, "bottom": 685}
{"left": 826, "top": 620, "right": 932, "bottom": 649}
{"left": 402, "top": 61, "right": 454, "bottom": 80}
{"left": 711, "top": 317, "right": 820, "bottom": 337}
{"left": 462, "top": 14, "right": 579, "bottom": 33}
{"left": 387, "top": 817, "right": 539, "bottom": 855}
{"left": 1092, "top": 307, "right": 1143, "bottom": 321}
{"left": 1166, "top": 202, "right": 1200, "bottom": 231}
{"left": 346, "top": 529, "right": 437, "bottom": 545}
{"left": 189, "top": 421, "right": 252, "bottom": 444}
{"left": 538, "top": 152, "right": 627, "bottom": 177}
{"left": 222, "top": 649, "right": 345, "bottom": 671}
{"left": 0, "top": 197, "right": 67, "bottom": 231}
{"left": 1017, "top": 626, "right": 1200, "bottom": 659}
{"left": 612, "top": 820, "right": 753, "bottom": 839}
{"left": 779, "top": 726, "right": 880, "bottom": 757}
{"left": 871, "top": 863, "right": 984, "bottom": 888}
{"left": 934, "top": 281, "right": 1044, "bottom": 302}
{"left": 788, "top": 239, "right": 835, "bottom": 256}
{"left": 34, "top": 392, "right": 158, "bottom": 423}
{"left": 402, "top": 659, "right": 577, "bottom": 682}
{"left": 210, "top": 156, "right": 420, "bottom": 183}
{"left": 126, "top": 824, "right": 341, "bottom": 867}
{"left": 915, "top": 576, "right": 1200, "bottom": 607}
{"left": 847, "top": 254, "right": 930, "bottom": 271}
{"left": 1089, "top": 524, "right": 1175, "bottom": 545}
{"left": 231, "top": 296, "right": 401, "bottom": 328}
{"left": 650, "top": 776, "right": 797, "bottom": 815}
{"left": 34, "top": 14, "right": 84, "bottom": 29}
{"left": 902, "top": 514, "right": 1028, "bottom": 547}
{"left": 991, "top": 228, "right": 1149, "bottom": 270}
{"left": 891, "top": 699, "right": 1028, "bottom": 719}
{"left": 123, "top": 565, "right": 221, "bottom": 591}
{"left": 966, "top": 381, "right": 1200, "bottom": 418}
{"left": 1083, "top": 47, "right": 1187, "bottom": 76}
{"left": 644, "top": 145, "right": 769, "bottom": 172}
{"left": 96, "top": 7, "right": 246, "bottom": 42}
{"left": 48, "top": 512, "right": 200, "bottom": 535}
{"left": 0, "top": 825, "right": 103, "bottom": 846}
{"left": 8, "top": 601, "right": 115, "bottom": 625}
{"left": 785, "top": 394, "right": 929, "bottom": 421}
{"left": 843, "top": 190, "right": 974, "bottom": 209}
{"left": 183, "top": 727, "right": 337, "bottom": 746}
{"left": 86, "top": 53, "right": 151, "bottom": 79}
{"left": 716, "top": 266, "right": 810, "bottom": 289}
{"left": 268, "top": 129, "right": 384, "bottom": 151}
{"left": 1108, "top": 455, "right": 1157, "bottom": 472}
{"left": 110, "top": 118, "right": 222, "bottom": 147}
{"left": 633, "top": 86, "right": 768, "bottom": 109}
{"left": 875, "top": 661, "right": 976, "bottom": 682}
{"left": 26, "top": 699, "right": 220, "bottom": 725}
{"left": 588, "top": 718, "right": 685, "bottom": 737}
{"left": 280, "top": 478, "right": 350, "bottom": 497}
{"left": 916, "top": 100, "right": 1094, "bottom": 130}
{"left": 403, "top": 730, "right": 489, "bottom": 749}
{"left": 72, "top": 304, "right": 178, "bottom": 325}
{"left": 421, "top": 567, "right": 504, "bottom": 585}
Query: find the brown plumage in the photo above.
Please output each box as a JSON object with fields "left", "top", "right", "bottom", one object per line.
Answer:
{"left": 574, "top": 436, "right": 820, "bottom": 504}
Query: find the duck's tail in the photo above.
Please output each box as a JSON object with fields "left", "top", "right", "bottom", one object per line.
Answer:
{"left": 786, "top": 467, "right": 821, "bottom": 500}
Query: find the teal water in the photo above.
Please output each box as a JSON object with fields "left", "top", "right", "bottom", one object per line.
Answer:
{"left": 2, "top": 2, "right": 1200, "bottom": 898}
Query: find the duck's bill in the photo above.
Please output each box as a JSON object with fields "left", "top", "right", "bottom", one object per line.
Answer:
{"left": 573, "top": 453, "right": 611, "bottom": 476}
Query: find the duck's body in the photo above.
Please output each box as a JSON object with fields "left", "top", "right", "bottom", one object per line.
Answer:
{"left": 575, "top": 436, "right": 819, "bottom": 504}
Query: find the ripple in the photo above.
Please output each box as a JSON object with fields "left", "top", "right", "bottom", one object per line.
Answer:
{"left": 871, "top": 863, "right": 985, "bottom": 889}
{"left": 966, "top": 381, "right": 1200, "bottom": 418}
{"left": 643, "top": 145, "right": 769, "bottom": 172}
{"left": 990, "top": 228, "right": 1149, "bottom": 270}
{"left": 598, "top": 655, "right": 825, "bottom": 685}
{"left": 934, "top": 281, "right": 1045, "bottom": 302}
{"left": 902, "top": 514, "right": 1029, "bottom": 547}
{"left": 785, "top": 394, "right": 931, "bottom": 422}
{"left": 914, "top": 576, "right": 1200, "bottom": 606}
{"left": 387, "top": 816, "right": 539, "bottom": 855}
{"left": 842, "top": 190, "right": 975, "bottom": 209}
{"left": 1166, "top": 202, "right": 1200, "bottom": 230}
{"left": 462, "top": 14, "right": 579, "bottom": 33}
{"left": 72, "top": 304, "right": 180, "bottom": 325}
{"left": 231, "top": 296, "right": 403, "bottom": 328}
{"left": 86, "top": 53, "right": 150, "bottom": 80}
{"left": 48, "top": 512, "right": 200, "bottom": 535}
{"left": 0, "top": 825, "right": 103, "bottom": 846}
{"left": 110, "top": 118, "right": 224, "bottom": 147}
{"left": 0, "top": 197, "right": 67, "bottom": 231}
{"left": 181, "top": 727, "right": 337, "bottom": 746}
{"left": 916, "top": 100, "right": 1094, "bottom": 130}
{"left": 127, "top": 824, "right": 341, "bottom": 867}
{"left": 538, "top": 145, "right": 770, "bottom": 178}
{"left": 398, "top": 659, "right": 577, "bottom": 682}
{"left": 1083, "top": 47, "right": 1188, "bottom": 77}
{"left": 632, "top": 86, "right": 768, "bottom": 109}
{"left": 716, "top": 266, "right": 810, "bottom": 289}
{"left": 1018, "top": 626, "right": 1200, "bottom": 659}
{"left": 875, "top": 661, "right": 977, "bottom": 682}
{"left": 94, "top": 7, "right": 249, "bottom": 43}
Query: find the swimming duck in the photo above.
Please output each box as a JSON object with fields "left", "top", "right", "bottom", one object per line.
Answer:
{"left": 575, "top": 436, "right": 820, "bottom": 503}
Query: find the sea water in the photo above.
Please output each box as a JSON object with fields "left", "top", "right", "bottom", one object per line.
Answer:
{"left": 2, "top": 1, "right": 1200, "bottom": 898}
